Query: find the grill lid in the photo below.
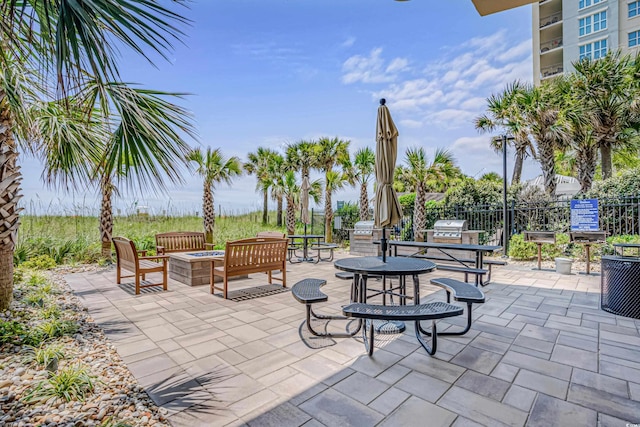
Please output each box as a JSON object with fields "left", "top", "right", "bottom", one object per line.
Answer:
{"left": 433, "top": 219, "right": 468, "bottom": 238}
{"left": 354, "top": 220, "right": 374, "bottom": 235}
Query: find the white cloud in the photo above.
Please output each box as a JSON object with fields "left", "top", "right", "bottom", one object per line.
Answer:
{"left": 342, "top": 48, "right": 409, "bottom": 84}
{"left": 399, "top": 119, "right": 423, "bottom": 128}
{"left": 341, "top": 36, "right": 356, "bottom": 48}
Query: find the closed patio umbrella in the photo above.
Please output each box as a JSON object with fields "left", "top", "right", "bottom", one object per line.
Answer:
{"left": 374, "top": 99, "right": 403, "bottom": 262}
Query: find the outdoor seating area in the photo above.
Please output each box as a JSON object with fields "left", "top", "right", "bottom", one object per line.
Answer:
{"left": 66, "top": 250, "right": 640, "bottom": 426}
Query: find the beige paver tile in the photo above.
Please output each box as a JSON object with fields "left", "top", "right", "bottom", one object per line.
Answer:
{"left": 395, "top": 371, "right": 450, "bottom": 403}
{"left": 299, "top": 388, "right": 384, "bottom": 427}
{"left": 450, "top": 346, "right": 502, "bottom": 375}
{"left": 438, "top": 386, "right": 528, "bottom": 427}
{"left": 243, "top": 402, "right": 311, "bottom": 427}
{"left": 550, "top": 344, "right": 598, "bottom": 371}
{"left": 528, "top": 392, "right": 597, "bottom": 426}
{"left": 368, "top": 386, "right": 410, "bottom": 415}
{"left": 568, "top": 383, "right": 640, "bottom": 420}
{"left": 454, "top": 370, "right": 510, "bottom": 401}
{"left": 571, "top": 368, "right": 628, "bottom": 398}
{"left": 399, "top": 351, "right": 465, "bottom": 383}
{"left": 378, "top": 396, "right": 456, "bottom": 427}
{"left": 502, "top": 385, "right": 537, "bottom": 411}
{"left": 229, "top": 388, "right": 280, "bottom": 418}
{"left": 333, "top": 371, "right": 389, "bottom": 405}
{"left": 513, "top": 369, "right": 568, "bottom": 399}
{"left": 491, "top": 363, "right": 520, "bottom": 382}
{"left": 501, "top": 351, "right": 572, "bottom": 381}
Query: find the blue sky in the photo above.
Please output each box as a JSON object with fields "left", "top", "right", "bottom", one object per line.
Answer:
{"left": 21, "top": 1, "right": 536, "bottom": 216}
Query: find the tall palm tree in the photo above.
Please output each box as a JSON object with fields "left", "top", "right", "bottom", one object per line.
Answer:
{"left": 518, "top": 82, "right": 569, "bottom": 197}
{"left": 572, "top": 52, "right": 640, "bottom": 180}
{"left": 245, "top": 147, "right": 279, "bottom": 225}
{"left": 281, "top": 171, "right": 322, "bottom": 236}
{"left": 188, "top": 148, "right": 242, "bottom": 243}
{"left": 353, "top": 147, "right": 375, "bottom": 221}
{"left": 286, "top": 140, "right": 318, "bottom": 178}
{"left": 475, "top": 81, "right": 536, "bottom": 184}
{"left": 0, "top": 1, "right": 189, "bottom": 309}
{"left": 401, "top": 147, "right": 458, "bottom": 241}
{"left": 268, "top": 152, "right": 286, "bottom": 227}
{"left": 315, "top": 137, "right": 350, "bottom": 242}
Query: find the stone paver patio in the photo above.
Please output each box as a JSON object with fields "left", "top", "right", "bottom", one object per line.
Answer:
{"left": 66, "top": 252, "right": 640, "bottom": 426}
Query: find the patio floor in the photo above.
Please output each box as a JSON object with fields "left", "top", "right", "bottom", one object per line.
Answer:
{"left": 65, "top": 252, "right": 640, "bottom": 426}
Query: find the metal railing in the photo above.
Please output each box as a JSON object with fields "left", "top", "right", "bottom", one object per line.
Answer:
{"left": 540, "top": 11, "right": 562, "bottom": 28}
{"left": 541, "top": 63, "right": 563, "bottom": 79}
{"left": 541, "top": 37, "right": 563, "bottom": 53}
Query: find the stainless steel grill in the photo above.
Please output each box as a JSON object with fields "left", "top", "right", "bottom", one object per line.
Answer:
{"left": 433, "top": 219, "right": 468, "bottom": 243}
{"left": 353, "top": 220, "right": 375, "bottom": 236}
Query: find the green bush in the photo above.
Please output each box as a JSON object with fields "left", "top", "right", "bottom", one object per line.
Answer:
{"left": 509, "top": 233, "right": 579, "bottom": 261}
{"left": 508, "top": 234, "right": 537, "bottom": 260}
{"left": 22, "top": 343, "right": 65, "bottom": 372}
{"left": 398, "top": 193, "right": 416, "bottom": 212}
{"left": 21, "top": 255, "right": 57, "bottom": 270}
{"left": 25, "top": 364, "right": 95, "bottom": 402}
{"left": 0, "top": 320, "right": 27, "bottom": 345}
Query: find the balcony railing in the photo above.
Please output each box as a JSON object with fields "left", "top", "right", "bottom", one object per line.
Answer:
{"left": 540, "top": 11, "right": 562, "bottom": 28}
{"left": 541, "top": 63, "right": 563, "bottom": 79}
{"left": 540, "top": 37, "right": 563, "bottom": 53}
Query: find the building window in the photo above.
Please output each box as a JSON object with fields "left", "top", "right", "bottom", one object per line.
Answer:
{"left": 630, "top": 1, "right": 640, "bottom": 18}
{"left": 630, "top": 31, "right": 640, "bottom": 47}
{"left": 579, "top": 0, "right": 603, "bottom": 10}
{"left": 579, "top": 16, "right": 592, "bottom": 36}
{"left": 580, "top": 11, "right": 606, "bottom": 36}
{"left": 580, "top": 39, "right": 607, "bottom": 59}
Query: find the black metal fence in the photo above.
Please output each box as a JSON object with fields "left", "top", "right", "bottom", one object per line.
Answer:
{"left": 387, "top": 196, "right": 640, "bottom": 246}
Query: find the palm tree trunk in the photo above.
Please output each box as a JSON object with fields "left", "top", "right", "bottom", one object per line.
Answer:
{"left": 359, "top": 183, "right": 369, "bottom": 221}
{"left": 0, "top": 105, "right": 22, "bottom": 310}
{"left": 600, "top": 144, "right": 613, "bottom": 180}
{"left": 262, "top": 190, "right": 268, "bottom": 225}
{"left": 203, "top": 182, "right": 215, "bottom": 243}
{"left": 511, "top": 152, "right": 524, "bottom": 184}
{"left": 413, "top": 187, "right": 426, "bottom": 242}
{"left": 276, "top": 195, "right": 283, "bottom": 227}
{"left": 99, "top": 175, "right": 113, "bottom": 260}
{"left": 577, "top": 145, "right": 598, "bottom": 194}
{"left": 539, "top": 142, "right": 557, "bottom": 197}
{"left": 324, "top": 189, "right": 333, "bottom": 243}
{"left": 286, "top": 195, "right": 296, "bottom": 235}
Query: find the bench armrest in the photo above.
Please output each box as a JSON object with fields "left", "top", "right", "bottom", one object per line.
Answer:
{"left": 140, "top": 255, "right": 170, "bottom": 262}
{"left": 156, "top": 246, "right": 165, "bottom": 255}
{"left": 137, "top": 249, "right": 147, "bottom": 257}
{"left": 204, "top": 243, "right": 216, "bottom": 249}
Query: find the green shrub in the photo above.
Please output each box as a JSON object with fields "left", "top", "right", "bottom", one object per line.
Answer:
{"left": 23, "top": 343, "right": 65, "bottom": 372}
{"left": 508, "top": 234, "right": 537, "bottom": 260}
{"left": 40, "top": 305, "right": 62, "bottom": 320}
{"left": 21, "top": 255, "right": 57, "bottom": 270}
{"left": 398, "top": 193, "right": 416, "bottom": 212}
{"left": 23, "top": 292, "right": 49, "bottom": 308}
{"left": 25, "top": 364, "right": 95, "bottom": 402}
{"left": 0, "top": 320, "right": 27, "bottom": 345}
{"left": 27, "top": 272, "right": 48, "bottom": 287}
{"left": 34, "top": 319, "right": 78, "bottom": 341}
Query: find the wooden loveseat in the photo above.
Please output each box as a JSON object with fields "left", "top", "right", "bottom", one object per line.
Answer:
{"left": 211, "top": 237, "right": 288, "bottom": 299}
{"left": 155, "top": 231, "right": 215, "bottom": 255}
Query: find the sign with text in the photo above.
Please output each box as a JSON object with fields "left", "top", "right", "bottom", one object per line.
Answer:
{"left": 570, "top": 199, "right": 599, "bottom": 231}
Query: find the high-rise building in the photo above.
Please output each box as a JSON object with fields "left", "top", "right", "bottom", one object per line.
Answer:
{"left": 533, "top": 0, "right": 640, "bottom": 84}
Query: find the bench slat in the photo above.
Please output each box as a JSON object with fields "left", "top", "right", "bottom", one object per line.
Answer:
{"left": 343, "top": 301, "right": 463, "bottom": 321}
{"left": 430, "top": 277, "right": 485, "bottom": 303}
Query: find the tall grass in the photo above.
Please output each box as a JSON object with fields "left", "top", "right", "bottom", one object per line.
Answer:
{"left": 16, "top": 211, "right": 298, "bottom": 265}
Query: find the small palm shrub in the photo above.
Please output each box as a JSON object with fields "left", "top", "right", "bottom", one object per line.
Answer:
{"left": 21, "top": 255, "right": 57, "bottom": 270}
{"left": 34, "top": 319, "right": 78, "bottom": 341}
{"left": 23, "top": 344, "right": 65, "bottom": 372}
{"left": 25, "top": 365, "right": 95, "bottom": 402}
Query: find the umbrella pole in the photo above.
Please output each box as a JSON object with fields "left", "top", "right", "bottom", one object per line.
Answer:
{"left": 381, "top": 227, "right": 387, "bottom": 262}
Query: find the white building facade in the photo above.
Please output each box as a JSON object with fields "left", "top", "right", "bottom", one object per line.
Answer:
{"left": 533, "top": 0, "right": 640, "bottom": 83}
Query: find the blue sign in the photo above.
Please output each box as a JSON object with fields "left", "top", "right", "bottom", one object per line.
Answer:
{"left": 570, "top": 199, "right": 599, "bottom": 231}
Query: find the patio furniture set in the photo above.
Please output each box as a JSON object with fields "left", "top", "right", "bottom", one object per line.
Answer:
{"left": 286, "top": 234, "right": 338, "bottom": 264}
{"left": 112, "top": 231, "right": 288, "bottom": 298}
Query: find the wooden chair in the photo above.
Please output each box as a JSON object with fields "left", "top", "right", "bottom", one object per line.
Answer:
{"left": 256, "top": 231, "right": 286, "bottom": 239}
{"left": 113, "top": 237, "right": 169, "bottom": 295}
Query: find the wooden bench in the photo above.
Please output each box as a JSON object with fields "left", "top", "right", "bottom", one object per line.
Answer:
{"left": 211, "top": 237, "right": 288, "bottom": 299}
{"left": 343, "top": 301, "right": 463, "bottom": 356}
{"left": 291, "top": 278, "right": 358, "bottom": 338}
{"left": 155, "top": 231, "right": 215, "bottom": 255}
{"left": 429, "top": 277, "right": 485, "bottom": 336}
{"left": 113, "top": 237, "right": 168, "bottom": 295}
{"left": 310, "top": 243, "right": 338, "bottom": 263}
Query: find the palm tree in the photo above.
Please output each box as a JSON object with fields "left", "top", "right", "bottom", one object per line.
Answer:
{"left": 281, "top": 171, "right": 322, "bottom": 235}
{"left": 401, "top": 147, "right": 458, "bottom": 241}
{"left": 268, "top": 153, "right": 286, "bottom": 227}
{"left": 353, "top": 147, "right": 375, "bottom": 221}
{"left": 572, "top": 52, "right": 640, "bottom": 180}
{"left": 518, "top": 82, "right": 569, "bottom": 197}
{"left": 0, "top": 1, "right": 189, "bottom": 309}
{"left": 475, "top": 81, "right": 536, "bottom": 184}
{"left": 188, "top": 148, "right": 242, "bottom": 243}
{"left": 315, "top": 137, "right": 350, "bottom": 242}
{"left": 286, "top": 140, "right": 318, "bottom": 178}
{"left": 245, "top": 147, "right": 279, "bottom": 225}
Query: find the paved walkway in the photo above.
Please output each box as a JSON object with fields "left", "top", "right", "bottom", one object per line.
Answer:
{"left": 66, "top": 253, "right": 640, "bottom": 426}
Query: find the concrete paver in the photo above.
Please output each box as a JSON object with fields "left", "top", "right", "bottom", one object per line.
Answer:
{"left": 66, "top": 251, "right": 640, "bottom": 426}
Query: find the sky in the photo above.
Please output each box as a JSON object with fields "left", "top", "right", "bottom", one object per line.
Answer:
{"left": 20, "top": 0, "right": 538, "bottom": 216}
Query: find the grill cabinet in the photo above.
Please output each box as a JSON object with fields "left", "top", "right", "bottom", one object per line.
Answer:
{"left": 349, "top": 220, "right": 382, "bottom": 256}
{"left": 432, "top": 219, "right": 468, "bottom": 243}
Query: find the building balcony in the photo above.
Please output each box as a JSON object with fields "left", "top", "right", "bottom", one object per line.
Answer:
{"left": 540, "top": 10, "right": 562, "bottom": 29}
{"left": 540, "top": 37, "right": 563, "bottom": 53}
{"left": 541, "top": 63, "right": 563, "bottom": 79}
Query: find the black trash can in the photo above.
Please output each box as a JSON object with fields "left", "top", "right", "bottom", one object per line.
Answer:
{"left": 601, "top": 255, "right": 640, "bottom": 319}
